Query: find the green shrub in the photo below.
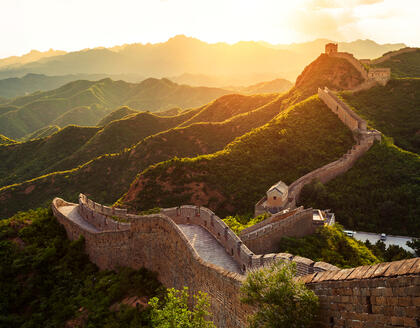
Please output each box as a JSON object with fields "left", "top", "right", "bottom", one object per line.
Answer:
{"left": 276, "top": 224, "right": 379, "bottom": 268}
{"left": 240, "top": 261, "right": 319, "bottom": 328}
{"left": 149, "top": 287, "right": 215, "bottom": 328}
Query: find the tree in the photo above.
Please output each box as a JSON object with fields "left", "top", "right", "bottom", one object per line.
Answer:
{"left": 240, "top": 260, "right": 319, "bottom": 328}
{"left": 407, "top": 239, "right": 420, "bottom": 255}
{"left": 148, "top": 287, "right": 215, "bottom": 328}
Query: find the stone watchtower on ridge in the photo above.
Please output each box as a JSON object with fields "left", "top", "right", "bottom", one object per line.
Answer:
{"left": 325, "top": 42, "right": 338, "bottom": 55}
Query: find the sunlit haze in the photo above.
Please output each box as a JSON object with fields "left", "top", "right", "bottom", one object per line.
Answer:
{"left": 1, "top": 0, "right": 419, "bottom": 58}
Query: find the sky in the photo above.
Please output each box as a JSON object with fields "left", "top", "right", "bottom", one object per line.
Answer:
{"left": 1, "top": 0, "right": 419, "bottom": 58}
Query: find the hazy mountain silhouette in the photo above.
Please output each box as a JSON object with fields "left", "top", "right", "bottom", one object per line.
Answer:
{"left": 0, "top": 36, "right": 405, "bottom": 83}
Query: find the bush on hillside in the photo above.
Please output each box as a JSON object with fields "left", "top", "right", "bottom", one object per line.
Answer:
{"left": 149, "top": 287, "right": 215, "bottom": 328}
{"left": 0, "top": 208, "right": 162, "bottom": 327}
{"left": 276, "top": 224, "right": 379, "bottom": 268}
{"left": 299, "top": 140, "right": 420, "bottom": 237}
{"left": 240, "top": 261, "right": 319, "bottom": 328}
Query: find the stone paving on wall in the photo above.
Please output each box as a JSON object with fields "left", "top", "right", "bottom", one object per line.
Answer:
{"left": 178, "top": 224, "right": 242, "bottom": 274}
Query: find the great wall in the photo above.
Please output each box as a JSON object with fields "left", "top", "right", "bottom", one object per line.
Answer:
{"left": 52, "top": 44, "right": 419, "bottom": 327}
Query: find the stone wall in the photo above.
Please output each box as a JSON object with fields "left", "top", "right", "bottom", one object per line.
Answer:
{"left": 53, "top": 197, "right": 419, "bottom": 327}
{"left": 300, "top": 258, "right": 420, "bottom": 327}
{"left": 282, "top": 88, "right": 381, "bottom": 208}
{"left": 77, "top": 194, "right": 130, "bottom": 232}
{"left": 331, "top": 52, "right": 369, "bottom": 80}
{"left": 240, "top": 208, "right": 315, "bottom": 254}
{"left": 318, "top": 87, "right": 367, "bottom": 131}
{"left": 53, "top": 196, "right": 338, "bottom": 327}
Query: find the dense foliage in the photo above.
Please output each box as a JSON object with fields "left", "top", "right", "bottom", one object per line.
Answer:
{"left": 341, "top": 78, "right": 420, "bottom": 154}
{"left": 149, "top": 287, "right": 215, "bottom": 328}
{"left": 0, "top": 77, "right": 231, "bottom": 139}
{"left": 372, "top": 50, "right": 420, "bottom": 78}
{"left": 22, "top": 125, "right": 60, "bottom": 141}
{"left": 120, "top": 96, "right": 354, "bottom": 217}
{"left": 277, "top": 224, "right": 380, "bottom": 268}
{"left": 97, "top": 106, "right": 139, "bottom": 126}
{"left": 0, "top": 92, "right": 285, "bottom": 218}
{"left": 0, "top": 133, "right": 15, "bottom": 145}
{"left": 364, "top": 240, "right": 413, "bottom": 262}
{"left": 240, "top": 261, "right": 319, "bottom": 328}
{"left": 223, "top": 213, "right": 269, "bottom": 234}
{"left": 0, "top": 208, "right": 162, "bottom": 327}
{"left": 299, "top": 140, "right": 420, "bottom": 237}
{"left": 0, "top": 125, "right": 100, "bottom": 187}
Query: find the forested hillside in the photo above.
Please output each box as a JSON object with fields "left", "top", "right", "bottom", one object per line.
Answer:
{"left": 341, "top": 78, "right": 420, "bottom": 154}
{"left": 0, "top": 93, "right": 284, "bottom": 218}
{"left": 119, "top": 96, "right": 354, "bottom": 216}
{"left": 372, "top": 49, "right": 420, "bottom": 78}
{"left": 0, "top": 208, "right": 161, "bottom": 327}
{"left": 0, "top": 53, "right": 370, "bottom": 219}
{"left": 0, "top": 77, "right": 230, "bottom": 139}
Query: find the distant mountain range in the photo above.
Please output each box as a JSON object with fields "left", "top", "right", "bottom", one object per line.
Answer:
{"left": 0, "top": 73, "right": 145, "bottom": 99}
{"left": 0, "top": 36, "right": 406, "bottom": 85}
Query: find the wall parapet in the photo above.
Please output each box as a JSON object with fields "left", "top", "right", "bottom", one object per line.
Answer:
{"left": 330, "top": 52, "right": 369, "bottom": 80}
{"left": 299, "top": 258, "right": 420, "bottom": 328}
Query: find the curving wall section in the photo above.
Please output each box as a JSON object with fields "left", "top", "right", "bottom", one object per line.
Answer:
{"left": 53, "top": 194, "right": 340, "bottom": 326}
{"left": 331, "top": 52, "right": 369, "bottom": 80}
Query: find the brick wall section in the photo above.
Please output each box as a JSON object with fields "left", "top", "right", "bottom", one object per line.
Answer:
{"left": 331, "top": 52, "right": 369, "bottom": 80}
{"left": 160, "top": 205, "right": 335, "bottom": 275}
{"left": 77, "top": 194, "right": 130, "bottom": 232}
{"left": 53, "top": 197, "right": 419, "bottom": 327}
{"left": 243, "top": 206, "right": 303, "bottom": 235}
{"left": 284, "top": 89, "right": 381, "bottom": 208}
{"left": 240, "top": 208, "right": 316, "bottom": 254}
{"left": 53, "top": 197, "right": 251, "bottom": 327}
{"left": 299, "top": 258, "right": 420, "bottom": 327}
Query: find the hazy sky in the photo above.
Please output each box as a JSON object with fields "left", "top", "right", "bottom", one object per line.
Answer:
{"left": 1, "top": 0, "right": 419, "bottom": 58}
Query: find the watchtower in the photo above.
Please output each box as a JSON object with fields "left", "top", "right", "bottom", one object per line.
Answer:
{"left": 325, "top": 43, "right": 338, "bottom": 55}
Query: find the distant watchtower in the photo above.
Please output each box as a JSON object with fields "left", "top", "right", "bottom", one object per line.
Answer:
{"left": 325, "top": 43, "right": 338, "bottom": 55}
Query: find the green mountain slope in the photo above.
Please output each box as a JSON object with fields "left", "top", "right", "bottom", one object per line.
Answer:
{"left": 340, "top": 79, "right": 420, "bottom": 154}
{"left": 0, "top": 134, "right": 15, "bottom": 145}
{"left": 372, "top": 49, "right": 420, "bottom": 78}
{"left": 0, "top": 208, "right": 161, "bottom": 327}
{"left": 0, "top": 92, "right": 288, "bottom": 218}
{"left": 0, "top": 77, "right": 231, "bottom": 139}
{"left": 51, "top": 105, "right": 109, "bottom": 128}
{"left": 0, "top": 126, "right": 100, "bottom": 187}
{"left": 299, "top": 140, "right": 420, "bottom": 237}
{"left": 22, "top": 125, "right": 60, "bottom": 140}
{"left": 119, "top": 96, "right": 354, "bottom": 216}
{"left": 50, "top": 108, "right": 203, "bottom": 172}
{"left": 0, "top": 52, "right": 366, "bottom": 218}
{"left": 178, "top": 94, "right": 277, "bottom": 127}
{"left": 97, "top": 106, "right": 139, "bottom": 126}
